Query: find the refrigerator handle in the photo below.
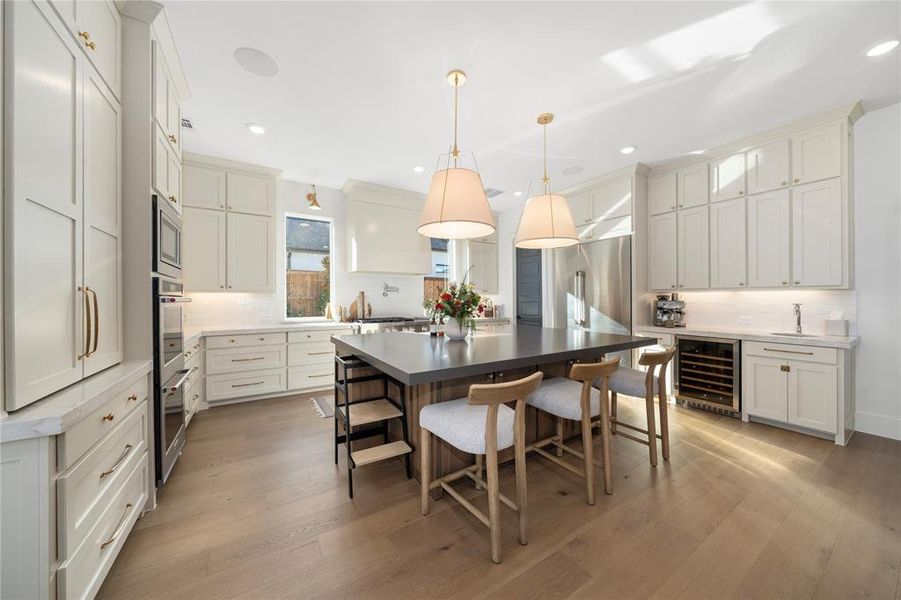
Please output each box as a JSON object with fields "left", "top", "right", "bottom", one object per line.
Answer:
{"left": 574, "top": 270, "right": 587, "bottom": 327}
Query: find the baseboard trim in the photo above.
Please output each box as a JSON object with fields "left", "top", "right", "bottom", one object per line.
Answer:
{"left": 854, "top": 410, "right": 901, "bottom": 441}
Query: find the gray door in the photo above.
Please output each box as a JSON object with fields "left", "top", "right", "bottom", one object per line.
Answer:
{"left": 516, "top": 248, "right": 542, "bottom": 326}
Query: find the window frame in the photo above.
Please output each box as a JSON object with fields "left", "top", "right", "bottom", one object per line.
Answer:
{"left": 284, "top": 212, "right": 335, "bottom": 322}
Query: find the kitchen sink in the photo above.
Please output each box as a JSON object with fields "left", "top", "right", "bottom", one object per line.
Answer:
{"left": 770, "top": 332, "right": 818, "bottom": 338}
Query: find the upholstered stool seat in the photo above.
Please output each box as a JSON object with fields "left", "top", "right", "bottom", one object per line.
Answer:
{"left": 419, "top": 398, "right": 515, "bottom": 454}
{"left": 527, "top": 377, "right": 602, "bottom": 421}
{"left": 601, "top": 367, "right": 659, "bottom": 398}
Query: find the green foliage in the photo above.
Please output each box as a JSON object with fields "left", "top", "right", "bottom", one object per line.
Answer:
{"left": 430, "top": 280, "right": 485, "bottom": 325}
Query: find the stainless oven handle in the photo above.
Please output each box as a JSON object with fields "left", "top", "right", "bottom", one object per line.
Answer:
{"left": 161, "top": 369, "right": 191, "bottom": 394}
{"left": 159, "top": 297, "right": 192, "bottom": 304}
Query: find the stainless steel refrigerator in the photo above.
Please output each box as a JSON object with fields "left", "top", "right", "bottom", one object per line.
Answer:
{"left": 551, "top": 235, "right": 632, "bottom": 365}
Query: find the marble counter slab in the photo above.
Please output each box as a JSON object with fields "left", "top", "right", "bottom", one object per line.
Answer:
{"left": 183, "top": 321, "right": 354, "bottom": 341}
{"left": 635, "top": 325, "right": 859, "bottom": 349}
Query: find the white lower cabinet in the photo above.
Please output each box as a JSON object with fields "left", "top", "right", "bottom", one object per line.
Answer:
{"left": 206, "top": 369, "right": 287, "bottom": 403}
{"left": 743, "top": 341, "right": 845, "bottom": 441}
{"left": 676, "top": 206, "right": 709, "bottom": 290}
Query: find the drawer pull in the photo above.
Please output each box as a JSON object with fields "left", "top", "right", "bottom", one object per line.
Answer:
{"left": 128, "top": 394, "right": 138, "bottom": 402}
{"left": 101, "top": 413, "right": 115, "bottom": 422}
{"left": 232, "top": 381, "right": 264, "bottom": 388}
{"left": 192, "top": 393, "right": 200, "bottom": 401}
{"left": 99, "top": 444, "right": 134, "bottom": 480}
{"left": 100, "top": 503, "right": 135, "bottom": 551}
{"left": 308, "top": 373, "right": 331, "bottom": 378}
{"left": 232, "top": 357, "right": 265, "bottom": 362}
{"left": 780, "top": 365, "right": 791, "bottom": 372}
{"left": 763, "top": 347, "right": 814, "bottom": 355}
{"left": 309, "top": 351, "right": 332, "bottom": 356}
{"left": 259, "top": 337, "right": 265, "bottom": 341}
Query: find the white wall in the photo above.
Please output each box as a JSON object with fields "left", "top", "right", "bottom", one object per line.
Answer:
{"left": 853, "top": 102, "right": 901, "bottom": 441}
{"left": 185, "top": 180, "right": 429, "bottom": 328}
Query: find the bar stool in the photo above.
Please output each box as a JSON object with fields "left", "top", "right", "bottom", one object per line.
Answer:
{"left": 419, "top": 371, "right": 543, "bottom": 564}
{"left": 525, "top": 358, "right": 620, "bottom": 503}
{"left": 601, "top": 347, "right": 676, "bottom": 466}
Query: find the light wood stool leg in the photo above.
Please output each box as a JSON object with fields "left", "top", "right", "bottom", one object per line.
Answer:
{"left": 420, "top": 428, "right": 430, "bottom": 515}
{"left": 474, "top": 454, "right": 483, "bottom": 490}
{"left": 599, "top": 386, "right": 614, "bottom": 494}
{"left": 645, "top": 391, "right": 658, "bottom": 467}
{"left": 610, "top": 392, "right": 618, "bottom": 434}
{"left": 555, "top": 417, "right": 564, "bottom": 457}
{"left": 658, "top": 391, "right": 670, "bottom": 462}
{"left": 486, "top": 447, "right": 502, "bottom": 563}
{"left": 514, "top": 423, "right": 528, "bottom": 545}
{"left": 580, "top": 411, "right": 596, "bottom": 505}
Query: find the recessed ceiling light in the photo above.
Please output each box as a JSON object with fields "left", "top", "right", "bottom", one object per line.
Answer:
{"left": 620, "top": 146, "right": 637, "bottom": 155}
{"left": 562, "top": 165, "right": 584, "bottom": 175}
{"left": 688, "top": 149, "right": 706, "bottom": 155}
{"left": 246, "top": 123, "right": 266, "bottom": 135}
{"left": 513, "top": 191, "right": 523, "bottom": 197}
{"left": 233, "top": 47, "right": 279, "bottom": 76}
{"left": 413, "top": 165, "right": 425, "bottom": 173}
{"left": 867, "top": 40, "right": 900, "bottom": 57}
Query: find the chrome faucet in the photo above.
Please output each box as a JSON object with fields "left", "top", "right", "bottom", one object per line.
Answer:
{"left": 793, "top": 303, "right": 802, "bottom": 334}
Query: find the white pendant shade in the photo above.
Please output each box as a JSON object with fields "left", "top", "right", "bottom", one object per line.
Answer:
{"left": 418, "top": 167, "right": 496, "bottom": 239}
{"left": 514, "top": 193, "right": 579, "bottom": 249}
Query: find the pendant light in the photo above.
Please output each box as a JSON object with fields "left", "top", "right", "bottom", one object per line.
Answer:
{"left": 418, "top": 70, "right": 495, "bottom": 239}
{"left": 306, "top": 185, "right": 321, "bottom": 210}
{"left": 514, "top": 113, "right": 578, "bottom": 249}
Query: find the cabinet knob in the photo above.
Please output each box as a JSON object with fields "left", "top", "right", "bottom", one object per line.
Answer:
{"left": 781, "top": 181, "right": 787, "bottom": 186}
{"left": 219, "top": 285, "right": 224, "bottom": 289}
{"left": 670, "top": 284, "right": 675, "bottom": 289}
{"left": 168, "top": 134, "right": 177, "bottom": 144}
{"left": 168, "top": 195, "right": 177, "bottom": 204}
{"left": 739, "top": 282, "right": 745, "bottom": 286}
{"left": 794, "top": 280, "right": 800, "bottom": 284}
{"left": 738, "top": 190, "right": 744, "bottom": 195}
{"left": 259, "top": 337, "right": 265, "bottom": 341}
{"left": 670, "top": 205, "right": 675, "bottom": 210}
{"left": 101, "top": 413, "right": 115, "bottom": 422}
{"left": 782, "top": 280, "right": 788, "bottom": 285}
{"left": 793, "top": 178, "right": 800, "bottom": 183}
{"left": 128, "top": 394, "right": 138, "bottom": 402}
{"left": 678, "top": 203, "right": 683, "bottom": 207}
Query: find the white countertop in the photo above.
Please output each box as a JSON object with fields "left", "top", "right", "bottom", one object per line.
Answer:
{"left": 635, "top": 325, "right": 859, "bottom": 349}
{"left": 184, "top": 321, "right": 354, "bottom": 342}
{"left": 1, "top": 360, "right": 153, "bottom": 443}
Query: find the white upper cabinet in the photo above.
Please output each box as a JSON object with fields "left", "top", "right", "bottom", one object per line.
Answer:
{"left": 568, "top": 189, "right": 593, "bottom": 226}
{"left": 153, "top": 124, "right": 180, "bottom": 212}
{"left": 677, "top": 163, "right": 708, "bottom": 209}
{"left": 792, "top": 178, "right": 843, "bottom": 287}
{"left": 226, "top": 172, "right": 275, "bottom": 216}
{"left": 747, "top": 139, "right": 790, "bottom": 195}
{"left": 747, "top": 189, "right": 790, "bottom": 288}
{"left": 152, "top": 41, "right": 180, "bottom": 155}
{"left": 182, "top": 207, "right": 227, "bottom": 292}
{"left": 648, "top": 172, "right": 677, "bottom": 215}
{"left": 709, "top": 198, "right": 746, "bottom": 289}
{"left": 227, "top": 213, "right": 275, "bottom": 291}
{"left": 648, "top": 213, "right": 677, "bottom": 291}
{"left": 710, "top": 152, "right": 746, "bottom": 202}
{"left": 791, "top": 123, "right": 842, "bottom": 185}
{"left": 184, "top": 164, "right": 227, "bottom": 210}
{"left": 469, "top": 240, "right": 498, "bottom": 294}
{"left": 50, "top": 0, "right": 120, "bottom": 97}
{"left": 592, "top": 177, "right": 632, "bottom": 221}
{"left": 677, "top": 206, "right": 709, "bottom": 289}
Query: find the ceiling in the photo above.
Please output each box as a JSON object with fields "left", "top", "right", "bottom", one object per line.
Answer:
{"left": 166, "top": 1, "right": 901, "bottom": 213}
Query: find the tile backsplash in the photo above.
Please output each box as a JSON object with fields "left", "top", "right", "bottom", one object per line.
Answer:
{"left": 674, "top": 289, "right": 858, "bottom": 335}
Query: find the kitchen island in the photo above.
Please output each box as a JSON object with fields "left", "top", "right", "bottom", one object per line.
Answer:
{"left": 332, "top": 326, "right": 655, "bottom": 482}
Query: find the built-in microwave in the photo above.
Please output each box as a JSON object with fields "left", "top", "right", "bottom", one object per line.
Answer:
{"left": 153, "top": 195, "right": 182, "bottom": 278}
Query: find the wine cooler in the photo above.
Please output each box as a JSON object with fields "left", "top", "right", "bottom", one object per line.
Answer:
{"left": 675, "top": 336, "right": 741, "bottom": 416}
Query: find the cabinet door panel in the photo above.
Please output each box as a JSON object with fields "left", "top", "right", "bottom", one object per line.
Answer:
{"left": 227, "top": 213, "right": 274, "bottom": 291}
{"left": 469, "top": 241, "right": 498, "bottom": 294}
{"left": 183, "top": 208, "right": 226, "bottom": 291}
{"left": 184, "top": 164, "right": 226, "bottom": 209}
{"left": 677, "top": 206, "right": 709, "bottom": 289}
{"left": 648, "top": 213, "right": 677, "bottom": 291}
{"left": 166, "top": 80, "right": 181, "bottom": 154}
{"left": 226, "top": 172, "right": 274, "bottom": 215}
{"left": 77, "top": 0, "right": 120, "bottom": 97}
{"left": 747, "top": 139, "right": 790, "bottom": 195}
{"left": 83, "top": 64, "right": 121, "bottom": 375}
{"left": 788, "top": 362, "right": 837, "bottom": 433}
{"left": 167, "top": 153, "right": 182, "bottom": 214}
{"left": 792, "top": 179, "right": 843, "bottom": 286}
{"left": 151, "top": 41, "right": 169, "bottom": 134}
{"left": 709, "top": 198, "right": 746, "bottom": 288}
{"left": 745, "top": 357, "right": 788, "bottom": 422}
{"left": 7, "top": 0, "right": 85, "bottom": 408}
{"left": 747, "top": 190, "right": 790, "bottom": 288}
{"left": 677, "top": 163, "right": 708, "bottom": 209}
{"left": 648, "top": 172, "right": 677, "bottom": 215}
{"left": 710, "top": 153, "right": 746, "bottom": 202}
{"left": 791, "top": 124, "right": 841, "bottom": 185}
{"left": 592, "top": 177, "right": 631, "bottom": 220}
{"left": 152, "top": 125, "right": 170, "bottom": 199}
{"left": 568, "top": 189, "right": 593, "bottom": 226}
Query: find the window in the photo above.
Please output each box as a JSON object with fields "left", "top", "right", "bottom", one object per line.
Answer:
{"left": 423, "top": 237, "right": 448, "bottom": 302}
{"left": 286, "top": 215, "right": 332, "bottom": 318}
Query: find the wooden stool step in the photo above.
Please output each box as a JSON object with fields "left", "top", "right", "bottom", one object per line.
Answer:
{"left": 351, "top": 440, "right": 412, "bottom": 467}
{"left": 339, "top": 399, "right": 402, "bottom": 426}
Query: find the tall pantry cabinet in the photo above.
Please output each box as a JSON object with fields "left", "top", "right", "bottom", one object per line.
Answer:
{"left": 4, "top": 0, "right": 123, "bottom": 410}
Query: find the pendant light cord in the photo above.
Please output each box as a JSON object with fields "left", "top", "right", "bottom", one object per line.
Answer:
{"left": 452, "top": 73, "right": 460, "bottom": 166}
{"left": 542, "top": 122, "right": 550, "bottom": 195}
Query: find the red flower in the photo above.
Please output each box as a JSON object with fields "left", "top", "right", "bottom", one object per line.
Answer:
{"left": 440, "top": 292, "right": 452, "bottom": 302}
{"left": 478, "top": 304, "right": 485, "bottom": 313}
{"left": 435, "top": 302, "right": 444, "bottom": 311}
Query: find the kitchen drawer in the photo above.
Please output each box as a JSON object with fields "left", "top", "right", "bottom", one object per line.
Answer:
{"left": 183, "top": 338, "right": 202, "bottom": 360}
{"left": 288, "top": 366, "right": 334, "bottom": 391}
{"left": 185, "top": 360, "right": 202, "bottom": 390}
{"left": 57, "top": 456, "right": 147, "bottom": 600}
{"left": 58, "top": 376, "right": 149, "bottom": 471}
{"left": 206, "top": 369, "right": 286, "bottom": 402}
{"left": 635, "top": 330, "right": 674, "bottom": 346}
{"left": 744, "top": 341, "right": 837, "bottom": 365}
{"left": 186, "top": 378, "right": 203, "bottom": 413}
{"left": 206, "top": 332, "right": 286, "bottom": 349}
{"left": 287, "top": 329, "right": 344, "bottom": 344}
{"left": 57, "top": 402, "right": 147, "bottom": 560}
{"left": 205, "top": 345, "right": 286, "bottom": 375}
{"left": 288, "top": 343, "right": 335, "bottom": 367}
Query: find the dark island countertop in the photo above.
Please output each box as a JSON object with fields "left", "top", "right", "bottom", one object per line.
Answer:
{"left": 331, "top": 326, "right": 656, "bottom": 385}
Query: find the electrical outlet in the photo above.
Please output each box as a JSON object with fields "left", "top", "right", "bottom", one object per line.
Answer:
{"left": 739, "top": 316, "right": 753, "bottom": 325}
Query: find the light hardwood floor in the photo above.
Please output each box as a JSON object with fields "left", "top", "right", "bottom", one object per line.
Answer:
{"left": 98, "top": 392, "right": 901, "bottom": 600}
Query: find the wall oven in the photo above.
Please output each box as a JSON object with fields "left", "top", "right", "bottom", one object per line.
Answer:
{"left": 153, "top": 275, "right": 190, "bottom": 484}
{"left": 153, "top": 195, "right": 182, "bottom": 278}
